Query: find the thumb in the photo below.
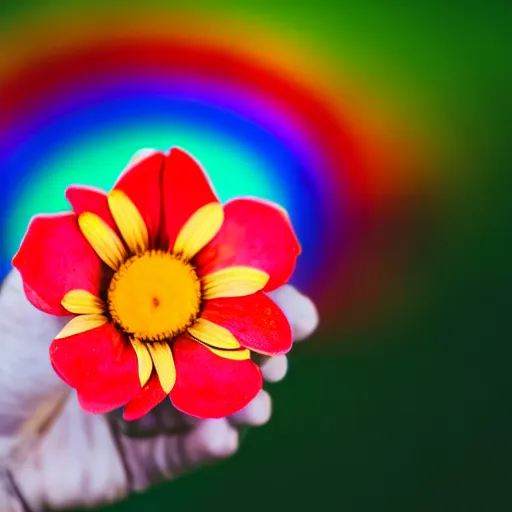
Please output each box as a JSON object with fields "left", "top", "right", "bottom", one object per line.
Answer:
{"left": 0, "top": 148, "right": 158, "bottom": 457}
{"left": 0, "top": 270, "right": 68, "bottom": 458}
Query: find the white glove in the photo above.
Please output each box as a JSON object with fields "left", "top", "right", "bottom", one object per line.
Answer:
{"left": 0, "top": 267, "right": 318, "bottom": 511}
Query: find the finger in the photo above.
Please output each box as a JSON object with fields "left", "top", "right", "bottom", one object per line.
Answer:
{"left": 182, "top": 418, "right": 239, "bottom": 465}
{"left": 0, "top": 270, "right": 68, "bottom": 344}
{"left": 108, "top": 400, "right": 198, "bottom": 438}
{"left": 0, "top": 270, "right": 68, "bottom": 446}
{"left": 228, "top": 390, "right": 272, "bottom": 428}
{"left": 119, "top": 418, "right": 238, "bottom": 491}
{"left": 9, "top": 397, "right": 129, "bottom": 511}
{"left": 251, "top": 353, "right": 287, "bottom": 383}
{"left": 268, "top": 285, "right": 319, "bottom": 342}
{"left": 261, "top": 355, "right": 288, "bottom": 383}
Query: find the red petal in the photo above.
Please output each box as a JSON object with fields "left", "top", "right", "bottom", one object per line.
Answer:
{"left": 170, "top": 336, "right": 262, "bottom": 418}
{"left": 66, "top": 186, "right": 118, "bottom": 233}
{"left": 196, "top": 199, "right": 301, "bottom": 291}
{"left": 123, "top": 373, "right": 167, "bottom": 421}
{"left": 113, "top": 152, "right": 166, "bottom": 246}
{"left": 163, "top": 148, "right": 219, "bottom": 249}
{"left": 201, "top": 293, "right": 293, "bottom": 356}
{"left": 50, "top": 322, "right": 141, "bottom": 413}
{"left": 77, "top": 393, "right": 121, "bottom": 415}
{"left": 12, "top": 213, "right": 104, "bottom": 316}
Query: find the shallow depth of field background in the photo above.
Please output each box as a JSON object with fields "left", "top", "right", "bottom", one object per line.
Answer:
{"left": 1, "top": 1, "right": 510, "bottom": 511}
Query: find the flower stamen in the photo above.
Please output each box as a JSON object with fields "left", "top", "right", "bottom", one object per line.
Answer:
{"left": 108, "top": 250, "right": 201, "bottom": 342}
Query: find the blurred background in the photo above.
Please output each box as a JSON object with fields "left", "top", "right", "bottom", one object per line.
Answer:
{"left": 1, "top": 1, "right": 510, "bottom": 511}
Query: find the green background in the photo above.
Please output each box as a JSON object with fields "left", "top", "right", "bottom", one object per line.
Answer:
{"left": 2, "top": 1, "right": 511, "bottom": 511}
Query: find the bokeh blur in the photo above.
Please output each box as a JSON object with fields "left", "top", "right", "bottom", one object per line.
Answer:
{"left": 1, "top": 1, "right": 510, "bottom": 511}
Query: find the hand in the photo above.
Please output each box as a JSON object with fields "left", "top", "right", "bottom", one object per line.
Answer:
{"left": 0, "top": 268, "right": 318, "bottom": 511}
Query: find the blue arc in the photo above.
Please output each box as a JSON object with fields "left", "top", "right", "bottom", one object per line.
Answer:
{"left": 0, "top": 85, "right": 337, "bottom": 288}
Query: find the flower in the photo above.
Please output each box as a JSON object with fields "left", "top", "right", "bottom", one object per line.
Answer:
{"left": 12, "top": 149, "right": 301, "bottom": 420}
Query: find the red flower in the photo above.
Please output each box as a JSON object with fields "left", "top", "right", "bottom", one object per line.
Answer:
{"left": 13, "top": 149, "right": 301, "bottom": 420}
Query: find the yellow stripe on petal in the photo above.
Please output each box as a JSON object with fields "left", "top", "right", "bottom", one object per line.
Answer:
{"left": 54, "top": 314, "right": 108, "bottom": 340}
{"left": 199, "top": 342, "right": 251, "bottom": 361}
{"left": 108, "top": 189, "right": 149, "bottom": 255}
{"left": 147, "top": 341, "right": 176, "bottom": 393}
{"left": 61, "top": 290, "right": 105, "bottom": 315}
{"left": 78, "top": 212, "right": 127, "bottom": 270}
{"left": 173, "top": 202, "right": 224, "bottom": 261}
{"left": 188, "top": 318, "right": 241, "bottom": 350}
{"left": 201, "top": 267, "right": 270, "bottom": 299}
{"left": 130, "top": 338, "right": 153, "bottom": 387}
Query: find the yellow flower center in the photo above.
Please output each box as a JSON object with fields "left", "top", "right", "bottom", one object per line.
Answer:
{"left": 108, "top": 250, "right": 202, "bottom": 342}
